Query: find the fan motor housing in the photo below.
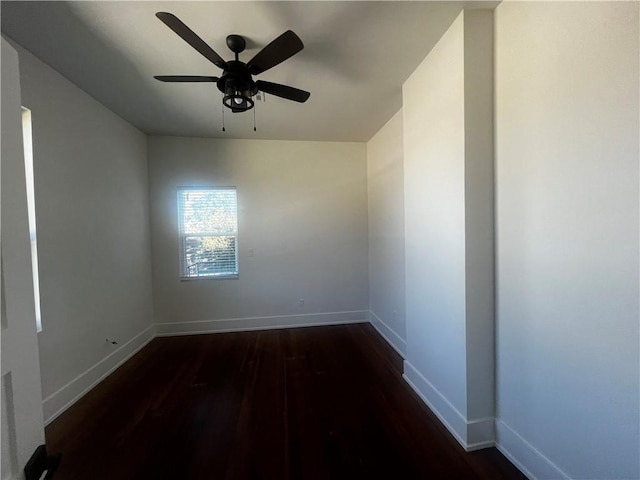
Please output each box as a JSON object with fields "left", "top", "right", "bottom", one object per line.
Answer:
{"left": 218, "top": 61, "right": 258, "bottom": 112}
{"left": 216, "top": 61, "right": 258, "bottom": 96}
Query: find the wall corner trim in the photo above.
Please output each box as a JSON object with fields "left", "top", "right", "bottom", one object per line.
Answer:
{"left": 402, "top": 360, "right": 495, "bottom": 451}
{"left": 42, "top": 324, "right": 155, "bottom": 425}
{"left": 369, "top": 311, "right": 407, "bottom": 358}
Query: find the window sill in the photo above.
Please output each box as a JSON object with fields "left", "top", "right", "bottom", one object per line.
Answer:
{"left": 180, "top": 274, "right": 239, "bottom": 281}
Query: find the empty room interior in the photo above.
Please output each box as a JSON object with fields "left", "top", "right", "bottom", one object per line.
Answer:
{"left": 1, "top": 1, "right": 638, "bottom": 479}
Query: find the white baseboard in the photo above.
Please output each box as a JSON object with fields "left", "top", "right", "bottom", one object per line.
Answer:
{"left": 155, "top": 310, "right": 369, "bottom": 336}
{"left": 42, "top": 325, "right": 155, "bottom": 425}
{"left": 466, "top": 417, "right": 495, "bottom": 451}
{"left": 403, "top": 360, "right": 468, "bottom": 446}
{"left": 495, "top": 419, "right": 569, "bottom": 480}
{"left": 402, "top": 360, "right": 495, "bottom": 451}
{"left": 368, "top": 310, "right": 407, "bottom": 358}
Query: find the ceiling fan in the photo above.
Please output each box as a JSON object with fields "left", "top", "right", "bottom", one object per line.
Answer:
{"left": 154, "top": 12, "right": 310, "bottom": 114}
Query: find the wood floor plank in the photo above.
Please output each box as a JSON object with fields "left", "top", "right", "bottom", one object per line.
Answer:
{"left": 45, "top": 324, "right": 526, "bottom": 480}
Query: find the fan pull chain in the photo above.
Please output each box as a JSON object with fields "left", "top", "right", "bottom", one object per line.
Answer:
{"left": 221, "top": 98, "right": 226, "bottom": 132}
{"left": 253, "top": 102, "right": 257, "bottom": 132}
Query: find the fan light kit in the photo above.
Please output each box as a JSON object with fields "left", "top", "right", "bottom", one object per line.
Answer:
{"left": 153, "top": 12, "right": 310, "bottom": 130}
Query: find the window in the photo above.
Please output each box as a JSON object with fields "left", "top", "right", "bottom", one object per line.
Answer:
{"left": 178, "top": 187, "right": 238, "bottom": 279}
{"left": 22, "top": 107, "right": 42, "bottom": 332}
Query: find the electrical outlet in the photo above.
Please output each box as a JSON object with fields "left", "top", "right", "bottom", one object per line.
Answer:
{"left": 248, "top": 248, "right": 255, "bottom": 257}
{"left": 299, "top": 299, "right": 304, "bottom": 307}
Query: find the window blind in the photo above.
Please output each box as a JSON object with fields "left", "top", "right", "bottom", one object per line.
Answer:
{"left": 178, "top": 187, "right": 238, "bottom": 278}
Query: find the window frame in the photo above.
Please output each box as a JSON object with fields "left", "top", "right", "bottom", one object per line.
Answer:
{"left": 177, "top": 186, "right": 239, "bottom": 281}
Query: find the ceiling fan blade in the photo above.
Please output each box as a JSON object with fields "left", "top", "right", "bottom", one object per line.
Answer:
{"left": 154, "top": 75, "right": 219, "bottom": 82}
{"left": 256, "top": 80, "right": 310, "bottom": 103}
{"left": 156, "top": 12, "right": 226, "bottom": 69}
{"left": 246, "top": 30, "right": 303, "bottom": 75}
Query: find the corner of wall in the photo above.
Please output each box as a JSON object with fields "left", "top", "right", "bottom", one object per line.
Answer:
{"left": 368, "top": 311, "right": 406, "bottom": 358}
{"left": 403, "top": 361, "right": 495, "bottom": 451}
{"left": 401, "top": 6, "right": 496, "bottom": 454}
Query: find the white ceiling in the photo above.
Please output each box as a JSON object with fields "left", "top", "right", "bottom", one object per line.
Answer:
{"left": 1, "top": 1, "right": 492, "bottom": 142}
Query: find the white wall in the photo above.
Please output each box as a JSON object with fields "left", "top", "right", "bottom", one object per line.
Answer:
{"left": 148, "top": 136, "right": 369, "bottom": 334}
{"left": 11, "top": 42, "right": 155, "bottom": 423}
{"left": 402, "top": 10, "right": 495, "bottom": 450}
{"left": 494, "top": 3, "right": 639, "bottom": 479}
{"left": 462, "top": 9, "right": 495, "bottom": 426}
{"left": 366, "top": 110, "right": 406, "bottom": 356}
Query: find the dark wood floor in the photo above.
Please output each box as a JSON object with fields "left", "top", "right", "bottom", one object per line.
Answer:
{"left": 46, "top": 324, "right": 526, "bottom": 479}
